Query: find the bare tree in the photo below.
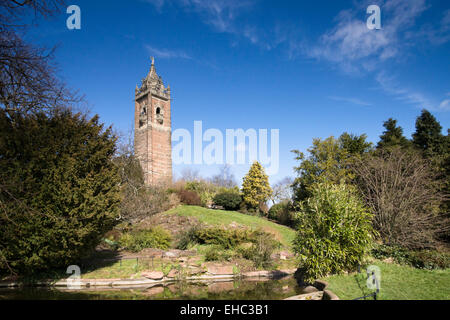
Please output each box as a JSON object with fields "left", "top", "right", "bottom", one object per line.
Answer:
{"left": 178, "top": 167, "right": 201, "bottom": 182}
{"left": 352, "top": 148, "right": 449, "bottom": 249}
{"left": 113, "top": 136, "right": 178, "bottom": 224}
{"left": 0, "top": 0, "right": 65, "bottom": 31}
{"left": 270, "top": 177, "right": 293, "bottom": 204}
{"left": 0, "top": 0, "right": 82, "bottom": 116}
{"left": 209, "top": 164, "right": 237, "bottom": 188}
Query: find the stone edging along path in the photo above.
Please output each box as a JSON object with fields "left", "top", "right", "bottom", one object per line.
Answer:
{"left": 0, "top": 269, "right": 298, "bottom": 289}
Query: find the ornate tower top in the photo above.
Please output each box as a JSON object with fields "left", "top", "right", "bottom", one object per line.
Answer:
{"left": 135, "top": 57, "right": 170, "bottom": 101}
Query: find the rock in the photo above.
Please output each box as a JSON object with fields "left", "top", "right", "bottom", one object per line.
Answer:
{"left": 188, "top": 267, "right": 205, "bottom": 275}
{"left": 167, "top": 269, "right": 178, "bottom": 278}
{"left": 271, "top": 251, "right": 294, "bottom": 260}
{"left": 284, "top": 291, "right": 324, "bottom": 300}
{"left": 141, "top": 271, "right": 164, "bottom": 280}
{"left": 207, "top": 265, "right": 234, "bottom": 275}
{"left": 302, "top": 286, "right": 319, "bottom": 294}
{"left": 164, "top": 251, "right": 177, "bottom": 258}
{"left": 323, "top": 290, "right": 339, "bottom": 300}
{"left": 383, "top": 257, "right": 394, "bottom": 264}
{"left": 242, "top": 271, "right": 270, "bottom": 278}
{"left": 313, "top": 280, "right": 329, "bottom": 291}
{"left": 279, "top": 251, "right": 294, "bottom": 259}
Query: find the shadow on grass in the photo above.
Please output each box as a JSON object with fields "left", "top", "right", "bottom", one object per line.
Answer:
{"left": 78, "top": 249, "right": 124, "bottom": 275}
{"left": 2, "top": 249, "right": 123, "bottom": 286}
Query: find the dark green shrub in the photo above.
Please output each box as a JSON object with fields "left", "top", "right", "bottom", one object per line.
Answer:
{"left": 176, "top": 225, "right": 201, "bottom": 250}
{"left": 371, "top": 244, "right": 412, "bottom": 265}
{"left": 194, "top": 227, "right": 253, "bottom": 249}
{"left": 409, "top": 250, "right": 450, "bottom": 270}
{"left": 268, "top": 202, "right": 285, "bottom": 220}
{"left": 119, "top": 227, "right": 172, "bottom": 252}
{"left": 204, "top": 245, "right": 220, "bottom": 261}
{"left": 0, "top": 110, "right": 121, "bottom": 275}
{"left": 213, "top": 192, "right": 242, "bottom": 211}
{"left": 204, "top": 245, "right": 233, "bottom": 262}
{"left": 268, "top": 201, "right": 295, "bottom": 226}
{"left": 238, "top": 233, "right": 278, "bottom": 268}
{"left": 293, "top": 183, "right": 375, "bottom": 283}
{"left": 181, "top": 226, "right": 276, "bottom": 251}
{"left": 372, "top": 244, "right": 450, "bottom": 270}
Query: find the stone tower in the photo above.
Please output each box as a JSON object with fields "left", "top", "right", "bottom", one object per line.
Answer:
{"left": 134, "top": 57, "right": 172, "bottom": 185}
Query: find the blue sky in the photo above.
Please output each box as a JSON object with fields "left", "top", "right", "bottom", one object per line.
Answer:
{"left": 26, "top": 0, "right": 450, "bottom": 184}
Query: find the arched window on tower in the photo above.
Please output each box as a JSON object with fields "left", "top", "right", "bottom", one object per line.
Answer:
{"left": 139, "top": 103, "right": 147, "bottom": 127}
{"left": 156, "top": 106, "right": 163, "bottom": 124}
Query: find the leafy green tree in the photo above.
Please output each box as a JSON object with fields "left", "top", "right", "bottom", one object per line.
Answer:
{"left": 241, "top": 161, "right": 272, "bottom": 211}
{"left": 293, "top": 183, "right": 375, "bottom": 283}
{"left": 292, "top": 137, "right": 350, "bottom": 202}
{"left": 377, "top": 118, "right": 410, "bottom": 150}
{"left": 0, "top": 109, "right": 121, "bottom": 275}
{"left": 338, "top": 132, "right": 373, "bottom": 155}
{"left": 292, "top": 133, "right": 372, "bottom": 202}
{"left": 412, "top": 109, "right": 445, "bottom": 158}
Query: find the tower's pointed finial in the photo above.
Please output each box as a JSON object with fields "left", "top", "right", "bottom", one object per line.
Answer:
{"left": 151, "top": 56, "right": 155, "bottom": 66}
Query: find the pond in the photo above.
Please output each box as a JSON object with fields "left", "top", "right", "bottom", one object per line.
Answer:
{"left": 0, "top": 277, "right": 308, "bottom": 300}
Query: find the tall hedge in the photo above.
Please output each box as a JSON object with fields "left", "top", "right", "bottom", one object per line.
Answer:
{"left": 0, "top": 110, "right": 121, "bottom": 275}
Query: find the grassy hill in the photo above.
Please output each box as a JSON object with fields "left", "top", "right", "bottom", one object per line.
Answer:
{"left": 163, "top": 205, "right": 296, "bottom": 249}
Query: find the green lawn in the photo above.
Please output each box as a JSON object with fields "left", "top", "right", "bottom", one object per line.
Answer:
{"left": 81, "top": 257, "right": 177, "bottom": 279}
{"left": 163, "top": 205, "right": 296, "bottom": 248}
{"left": 326, "top": 260, "right": 450, "bottom": 300}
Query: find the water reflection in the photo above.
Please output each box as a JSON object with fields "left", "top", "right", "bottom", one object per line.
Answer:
{"left": 0, "top": 277, "right": 308, "bottom": 300}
